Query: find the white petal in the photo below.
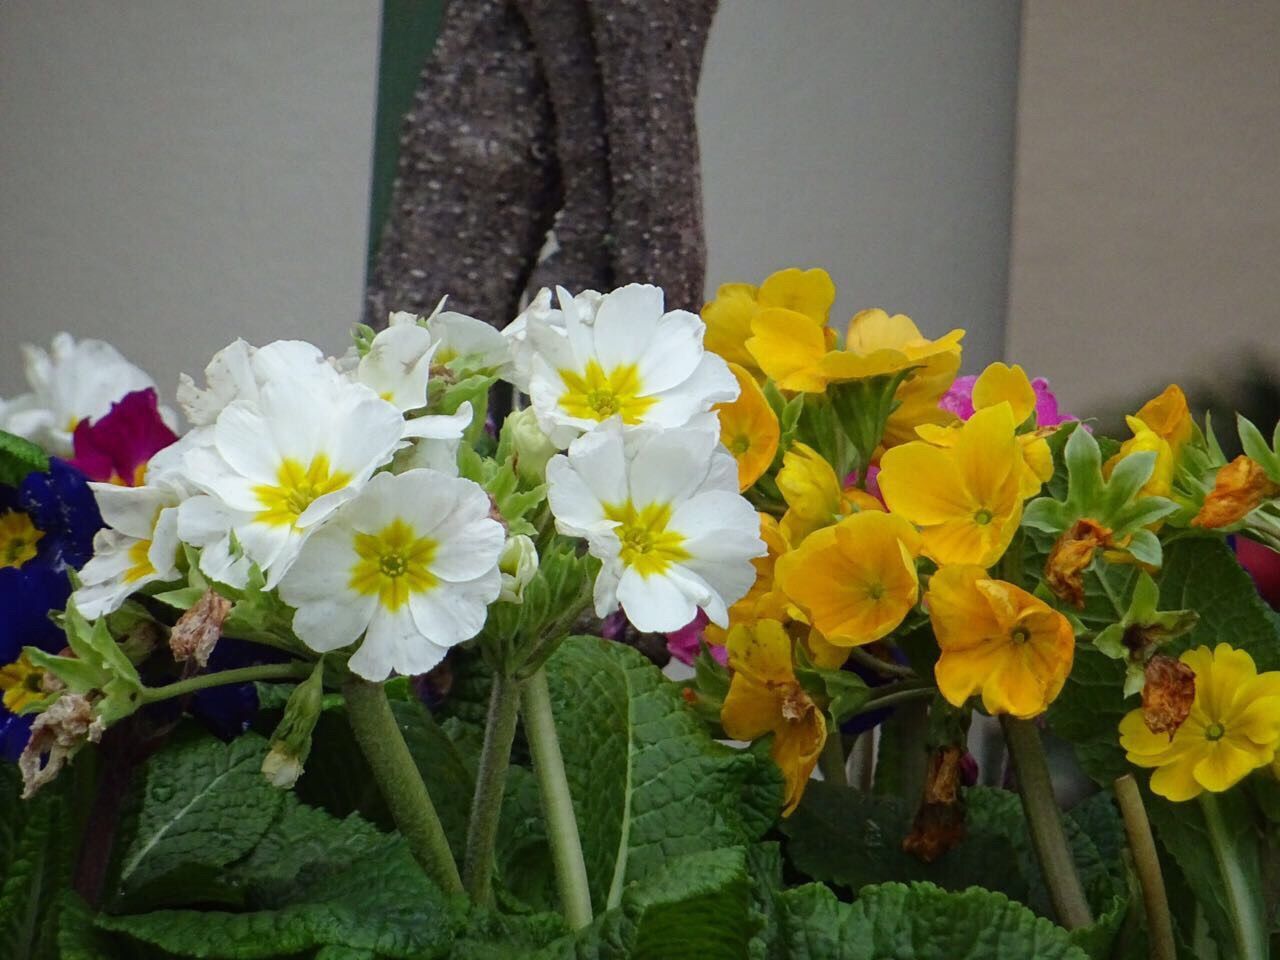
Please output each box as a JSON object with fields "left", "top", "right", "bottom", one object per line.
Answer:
{"left": 351, "top": 606, "right": 450, "bottom": 680}
{"left": 400, "top": 403, "right": 471, "bottom": 441}
{"left": 634, "top": 309, "right": 705, "bottom": 394}
{"left": 407, "top": 568, "right": 500, "bottom": 647}
{"left": 592, "top": 284, "right": 666, "bottom": 372}
{"left": 616, "top": 566, "right": 697, "bottom": 633}
{"left": 645, "top": 352, "right": 738, "bottom": 428}
{"left": 626, "top": 425, "right": 721, "bottom": 507}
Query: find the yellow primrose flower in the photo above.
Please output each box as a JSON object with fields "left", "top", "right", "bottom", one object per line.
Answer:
{"left": 777, "top": 511, "right": 922, "bottom": 647}
{"left": 777, "top": 442, "right": 883, "bottom": 544}
{"left": 715, "top": 363, "right": 780, "bottom": 491}
{"left": 1106, "top": 416, "right": 1175, "bottom": 499}
{"left": 926, "top": 565, "right": 1076, "bottom": 718}
{"left": 721, "top": 619, "right": 827, "bottom": 815}
{"left": 1192, "top": 455, "right": 1280, "bottom": 529}
{"left": 702, "top": 268, "right": 836, "bottom": 374}
{"left": 0, "top": 510, "right": 43, "bottom": 570}
{"left": 0, "top": 654, "right": 47, "bottom": 714}
{"left": 747, "top": 307, "right": 963, "bottom": 395}
{"left": 879, "top": 404, "right": 1027, "bottom": 567}
{"left": 1120, "top": 644, "right": 1280, "bottom": 801}
{"left": 915, "top": 362, "right": 1053, "bottom": 496}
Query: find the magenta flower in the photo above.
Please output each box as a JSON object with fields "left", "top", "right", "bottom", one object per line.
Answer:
{"left": 69, "top": 388, "right": 177, "bottom": 486}
{"left": 665, "top": 610, "right": 727, "bottom": 666}
{"left": 939, "top": 373, "right": 1076, "bottom": 426}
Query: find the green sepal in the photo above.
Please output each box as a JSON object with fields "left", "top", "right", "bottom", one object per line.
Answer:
{"left": 793, "top": 645, "right": 871, "bottom": 726}
{"left": 1238, "top": 413, "right": 1280, "bottom": 483}
{"left": 0, "top": 429, "right": 50, "bottom": 487}
{"left": 1092, "top": 572, "right": 1198, "bottom": 697}
{"left": 350, "top": 322, "right": 377, "bottom": 357}
{"left": 827, "top": 368, "right": 918, "bottom": 476}
{"left": 25, "top": 604, "right": 145, "bottom": 727}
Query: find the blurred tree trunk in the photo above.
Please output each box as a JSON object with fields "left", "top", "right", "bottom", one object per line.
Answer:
{"left": 364, "top": 0, "right": 718, "bottom": 329}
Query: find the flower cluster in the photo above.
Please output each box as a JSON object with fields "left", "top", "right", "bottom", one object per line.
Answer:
{"left": 680, "top": 265, "right": 1280, "bottom": 815}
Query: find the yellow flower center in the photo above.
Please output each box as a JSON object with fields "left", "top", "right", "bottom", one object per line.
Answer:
{"left": 866, "top": 582, "right": 886, "bottom": 601}
{"left": 0, "top": 654, "right": 46, "bottom": 713}
{"left": 124, "top": 538, "right": 156, "bottom": 583}
{"left": 973, "top": 508, "right": 993, "bottom": 525}
{"left": 1204, "top": 722, "right": 1226, "bottom": 742}
{"left": 0, "top": 511, "right": 43, "bottom": 569}
{"left": 1010, "top": 625, "right": 1032, "bottom": 644}
{"left": 349, "top": 518, "right": 438, "bottom": 611}
{"left": 604, "top": 501, "right": 690, "bottom": 577}
{"left": 254, "top": 455, "right": 352, "bottom": 528}
{"left": 558, "top": 360, "right": 655, "bottom": 424}
{"left": 730, "top": 435, "right": 751, "bottom": 455}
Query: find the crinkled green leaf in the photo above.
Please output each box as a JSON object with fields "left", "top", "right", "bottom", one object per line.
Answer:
{"left": 0, "top": 429, "right": 50, "bottom": 487}
{"left": 113, "top": 731, "right": 284, "bottom": 910}
{"left": 0, "top": 764, "right": 76, "bottom": 960}
{"left": 544, "top": 636, "right": 782, "bottom": 912}
{"left": 775, "top": 881, "right": 1091, "bottom": 959}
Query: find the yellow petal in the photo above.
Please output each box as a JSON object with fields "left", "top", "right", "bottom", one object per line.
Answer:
{"left": 972, "top": 362, "right": 1037, "bottom": 425}
{"left": 1149, "top": 751, "right": 1207, "bottom": 801}
{"left": 1135, "top": 384, "right": 1193, "bottom": 454}
{"left": 879, "top": 443, "right": 969, "bottom": 526}
{"left": 954, "top": 403, "right": 1020, "bottom": 507}
{"left": 1194, "top": 739, "right": 1269, "bottom": 793}
{"left": 716, "top": 362, "right": 780, "bottom": 491}
{"left": 774, "top": 705, "right": 827, "bottom": 815}
{"left": 757, "top": 267, "right": 836, "bottom": 326}
{"left": 747, "top": 308, "right": 829, "bottom": 392}
{"left": 702, "top": 283, "right": 761, "bottom": 371}
{"left": 725, "top": 620, "right": 795, "bottom": 685}
{"left": 721, "top": 675, "right": 779, "bottom": 742}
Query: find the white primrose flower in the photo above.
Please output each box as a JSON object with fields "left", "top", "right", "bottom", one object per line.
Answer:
{"left": 177, "top": 339, "right": 350, "bottom": 426}
{"left": 74, "top": 479, "right": 185, "bottom": 618}
{"left": 176, "top": 371, "right": 405, "bottom": 588}
{"left": 278, "top": 469, "right": 504, "bottom": 681}
{"left": 525, "top": 284, "right": 738, "bottom": 448}
{"left": 546, "top": 419, "right": 764, "bottom": 632}
{"left": 2, "top": 333, "right": 174, "bottom": 455}
{"left": 503, "top": 286, "right": 604, "bottom": 392}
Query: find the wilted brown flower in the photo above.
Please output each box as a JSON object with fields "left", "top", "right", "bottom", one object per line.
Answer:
{"left": 903, "top": 745, "right": 968, "bottom": 862}
{"left": 1193, "top": 456, "right": 1280, "bottom": 529}
{"left": 1141, "top": 654, "right": 1196, "bottom": 736}
{"left": 169, "top": 589, "right": 233, "bottom": 668}
{"left": 1044, "top": 518, "right": 1113, "bottom": 608}
{"left": 18, "top": 694, "right": 103, "bottom": 798}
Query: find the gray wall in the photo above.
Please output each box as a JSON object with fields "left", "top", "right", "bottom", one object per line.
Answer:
{"left": 698, "top": 0, "right": 1021, "bottom": 365}
{"left": 0, "top": 1, "right": 381, "bottom": 395}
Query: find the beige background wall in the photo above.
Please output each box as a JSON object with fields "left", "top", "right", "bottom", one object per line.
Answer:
{"left": 1008, "top": 0, "right": 1280, "bottom": 416}
{"left": 0, "top": 1, "right": 381, "bottom": 395}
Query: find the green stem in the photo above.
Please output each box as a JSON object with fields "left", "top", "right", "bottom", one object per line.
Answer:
{"left": 522, "top": 667, "right": 593, "bottom": 930}
{"left": 849, "top": 733, "right": 875, "bottom": 791}
{"left": 846, "top": 646, "right": 916, "bottom": 680}
{"left": 1113, "top": 776, "right": 1176, "bottom": 960}
{"left": 1000, "top": 716, "right": 1093, "bottom": 930}
{"left": 342, "top": 678, "right": 464, "bottom": 895}
{"left": 463, "top": 673, "right": 522, "bottom": 905}
{"left": 851, "top": 683, "right": 936, "bottom": 717}
{"left": 1199, "top": 791, "right": 1268, "bottom": 959}
{"left": 820, "top": 732, "right": 848, "bottom": 787}
{"left": 141, "top": 661, "right": 313, "bottom": 702}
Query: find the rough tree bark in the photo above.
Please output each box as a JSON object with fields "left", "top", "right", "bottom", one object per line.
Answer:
{"left": 364, "top": 0, "right": 719, "bottom": 329}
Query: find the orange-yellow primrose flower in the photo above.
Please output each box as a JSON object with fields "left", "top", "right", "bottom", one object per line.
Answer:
{"left": 715, "top": 363, "right": 780, "bottom": 491}
{"left": 926, "top": 565, "right": 1076, "bottom": 718}
{"left": 777, "top": 442, "right": 882, "bottom": 544}
{"left": 1106, "top": 416, "right": 1175, "bottom": 499}
{"left": 776, "top": 511, "right": 922, "bottom": 647}
{"left": 879, "top": 404, "right": 1027, "bottom": 567}
{"left": 702, "top": 268, "right": 836, "bottom": 374}
{"left": 1192, "top": 455, "right": 1280, "bottom": 529}
{"left": 1120, "top": 644, "right": 1280, "bottom": 801}
{"left": 746, "top": 307, "right": 963, "bottom": 395}
{"left": 721, "top": 619, "right": 827, "bottom": 815}
{"left": 1134, "top": 384, "right": 1193, "bottom": 456}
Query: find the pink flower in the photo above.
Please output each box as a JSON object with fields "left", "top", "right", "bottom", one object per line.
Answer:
{"left": 69, "top": 389, "right": 177, "bottom": 486}
{"left": 1237, "top": 537, "right": 1280, "bottom": 610}
{"left": 665, "top": 610, "right": 726, "bottom": 666}
{"left": 939, "top": 373, "right": 1076, "bottom": 427}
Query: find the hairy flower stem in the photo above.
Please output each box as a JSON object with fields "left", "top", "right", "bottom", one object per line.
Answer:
{"left": 1113, "top": 776, "right": 1176, "bottom": 960}
{"left": 522, "top": 666, "right": 593, "bottom": 930}
{"left": 463, "top": 673, "right": 522, "bottom": 905}
{"left": 342, "top": 678, "right": 464, "bottom": 895}
{"left": 1000, "top": 716, "right": 1093, "bottom": 930}
{"left": 1199, "top": 791, "right": 1268, "bottom": 959}
{"left": 141, "top": 661, "right": 314, "bottom": 702}
{"left": 820, "top": 733, "right": 849, "bottom": 787}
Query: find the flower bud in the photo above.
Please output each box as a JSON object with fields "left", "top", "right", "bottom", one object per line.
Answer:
{"left": 498, "top": 534, "right": 538, "bottom": 604}
{"left": 261, "top": 661, "right": 324, "bottom": 789}
{"left": 170, "top": 589, "right": 233, "bottom": 668}
{"left": 508, "top": 408, "right": 557, "bottom": 485}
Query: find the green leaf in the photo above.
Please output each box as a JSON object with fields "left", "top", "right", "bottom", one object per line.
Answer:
{"left": 0, "top": 429, "right": 49, "bottom": 487}
{"left": 112, "top": 731, "right": 284, "bottom": 910}
{"left": 0, "top": 764, "right": 77, "bottom": 960}
{"left": 100, "top": 798, "right": 466, "bottom": 959}
{"left": 775, "top": 881, "right": 1091, "bottom": 959}
{"left": 543, "top": 636, "right": 782, "bottom": 912}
